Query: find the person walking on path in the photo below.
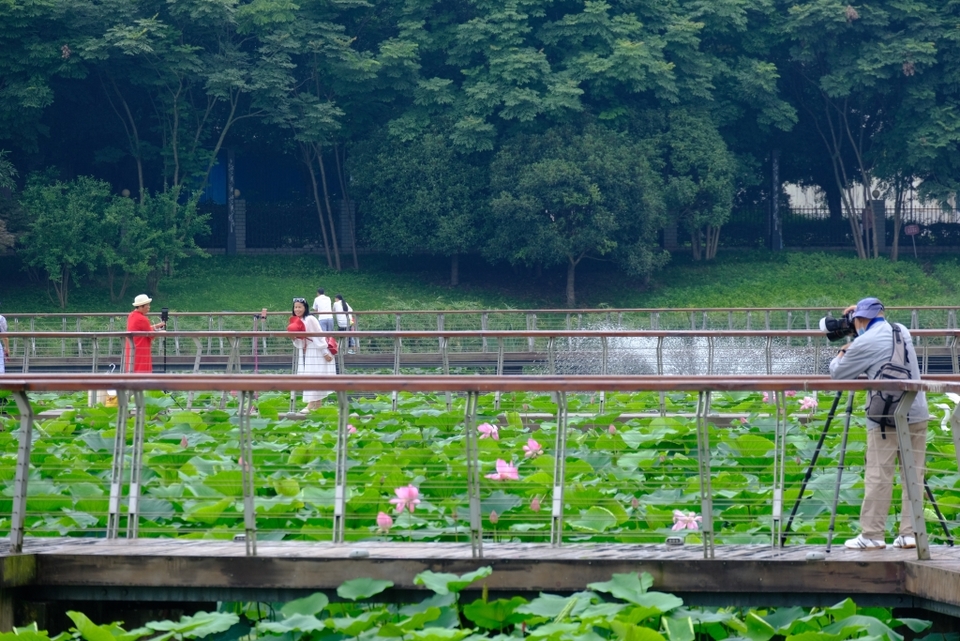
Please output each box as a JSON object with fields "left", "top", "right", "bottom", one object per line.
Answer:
{"left": 829, "top": 297, "right": 930, "bottom": 550}
{"left": 125, "top": 294, "right": 165, "bottom": 373}
{"left": 333, "top": 293, "right": 356, "bottom": 353}
{"left": 312, "top": 288, "right": 334, "bottom": 332}
{"left": 292, "top": 297, "right": 335, "bottom": 411}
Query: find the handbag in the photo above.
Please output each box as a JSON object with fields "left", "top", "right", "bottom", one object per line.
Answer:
{"left": 326, "top": 336, "right": 338, "bottom": 356}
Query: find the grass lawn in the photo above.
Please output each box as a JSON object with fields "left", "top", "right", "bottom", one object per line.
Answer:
{"left": 1, "top": 250, "right": 958, "bottom": 313}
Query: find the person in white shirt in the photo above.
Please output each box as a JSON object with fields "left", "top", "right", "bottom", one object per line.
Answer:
{"left": 312, "top": 287, "right": 334, "bottom": 332}
{"left": 334, "top": 293, "right": 356, "bottom": 353}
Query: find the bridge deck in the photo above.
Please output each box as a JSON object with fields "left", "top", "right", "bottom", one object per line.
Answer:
{"left": 3, "top": 539, "right": 960, "bottom": 615}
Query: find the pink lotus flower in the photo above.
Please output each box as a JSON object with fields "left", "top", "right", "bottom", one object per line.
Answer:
{"left": 608, "top": 424, "right": 617, "bottom": 434}
{"left": 738, "top": 417, "right": 748, "bottom": 424}
{"left": 347, "top": 424, "right": 357, "bottom": 435}
{"left": 489, "top": 510, "right": 499, "bottom": 525}
{"left": 389, "top": 485, "right": 421, "bottom": 513}
{"left": 478, "top": 423, "right": 499, "bottom": 440}
{"left": 672, "top": 510, "right": 702, "bottom": 531}
{"left": 180, "top": 436, "right": 188, "bottom": 448}
{"left": 523, "top": 439, "right": 542, "bottom": 458}
{"left": 762, "top": 392, "right": 770, "bottom": 403}
{"left": 530, "top": 496, "right": 541, "bottom": 512}
{"left": 376, "top": 511, "right": 393, "bottom": 533}
{"left": 485, "top": 459, "right": 519, "bottom": 481}
{"left": 799, "top": 396, "right": 818, "bottom": 411}
{"left": 785, "top": 390, "right": 797, "bottom": 397}
{"left": 631, "top": 497, "right": 640, "bottom": 509}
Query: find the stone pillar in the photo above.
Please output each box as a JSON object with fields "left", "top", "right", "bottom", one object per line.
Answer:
{"left": 872, "top": 199, "right": 886, "bottom": 251}
{"left": 663, "top": 223, "right": 679, "bottom": 251}
{"left": 235, "top": 199, "right": 246, "bottom": 252}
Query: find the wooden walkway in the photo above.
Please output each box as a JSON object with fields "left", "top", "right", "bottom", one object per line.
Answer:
{"left": 2, "top": 539, "right": 959, "bottom": 614}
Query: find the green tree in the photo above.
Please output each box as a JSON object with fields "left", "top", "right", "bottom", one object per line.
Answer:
{"left": 657, "top": 110, "right": 737, "bottom": 261}
{"left": 351, "top": 130, "right": 487, "bottom": 286}
{"left": 18, "top": 176, "right": 120, "bottom": 307}
{"left": 487, "top": 124, "right": 665, "bottom": 306}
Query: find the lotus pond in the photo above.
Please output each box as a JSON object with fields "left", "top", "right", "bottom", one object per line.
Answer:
{"left": 1, "top": 389, "right": 958, "bottom": 544}
{"left": 18, "top": 569, "right": 947, "bottom": 641}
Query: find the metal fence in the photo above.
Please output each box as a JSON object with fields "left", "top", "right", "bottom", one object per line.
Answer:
{"left": 719, "top": 208, "right": 960, "bottom": 248}
{"left": 1, "top": 375, "right": 958, "bottom": 561}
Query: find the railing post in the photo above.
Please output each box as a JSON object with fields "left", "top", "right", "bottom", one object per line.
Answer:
{"left": 495, "top": 338, "right": 504, "bottom": 411}
{"left": 173, "top": 315, "right": 181, "bottom": 356}
{"left": 464, "top": 391, "right": 483, "bottom": 558}
{"left": 239, "top": 391, "right": 257, "bottom": 556}
{"left": 550, "top": 391, "right": 568, "bottom": 547}
{"left": 707, "top": 336, "right": 714, "bottom": 375}
{"left": 771, "top": 391, "right": 785, "bottom": 548}
{"left": 765, "top": 336, "right": 773, "bottom": 374}
{"left": 76, "top": 318, "right": 83, "bottom": 356}
{"left": 10, "top": 392, "right": 35, "bottom": 553}
{"left": 548, "top": 337, "right": 556, "bottom": 375}
{"left": 891, "top": 390, "right": 928, "bottom": 560}
{"left": 125, "top": 390, "right": 147, "bottom": 539}
{"left": 106, "top": 391, "right": 129, "bottom": 539}
{"left": 526, "top": 313, "right": 537, "bottom": 352}
{"left": 441, "top": 336, "right": 451, "bottom": 411}
{"left": 695, "top": 391, "right": 715, "bottom": 559}
{"left": 392, "top": 335, "right": 401, "bottom": 412}
{"left": 333, "top": 391, "right": 350, "bottom": 544}
{"left": 481, "top": 313, "right": 488, "bottom": 353}
{"left": 600, "top": 336, "right": 608, "bottom": 413}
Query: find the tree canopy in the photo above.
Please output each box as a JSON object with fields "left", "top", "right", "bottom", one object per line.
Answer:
{"left": 2, "top": 0, "right": 959, "bottom": 305}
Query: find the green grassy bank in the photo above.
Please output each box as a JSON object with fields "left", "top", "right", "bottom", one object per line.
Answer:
{"left": 0, "top": 250, "right": 958, "bottom": 313}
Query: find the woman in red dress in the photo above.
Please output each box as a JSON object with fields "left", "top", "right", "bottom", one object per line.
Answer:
{"left": 125, "top": 294, "right": 165, "bottom": 372}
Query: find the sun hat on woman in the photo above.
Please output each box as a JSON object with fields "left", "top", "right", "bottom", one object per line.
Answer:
{"left": 132, "top": 294, "right": 152, "bottom": 307}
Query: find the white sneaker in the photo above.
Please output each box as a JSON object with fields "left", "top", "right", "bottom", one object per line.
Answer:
{"left": 844, "top": 534, "right": 886, "bottom": 550}
{"left": 893, "top": 535, "right": 916, "bottom": 549}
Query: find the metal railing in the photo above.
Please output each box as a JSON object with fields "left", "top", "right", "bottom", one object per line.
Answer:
{"left": 3, "top": 305, "right": 959, "bottom": 335}
{"left": 1, "top": 374, "right": 959, "bottom": 562}
{"left": 1, "top": 328, "right": 958, "bottom": 379}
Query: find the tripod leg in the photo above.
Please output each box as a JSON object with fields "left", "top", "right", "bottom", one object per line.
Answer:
{"left": 924, "top": 481, "right": 953, "bottom": 545}
{"left": 826, "top": 391, "right": 856, "bottom": 552}
{"left": 782, "top": 391, "right": 844, "bottom": 546}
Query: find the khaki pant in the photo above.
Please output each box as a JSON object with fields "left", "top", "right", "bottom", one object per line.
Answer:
{"left": 860, "top": 421, "right": 927, "bottom": 541}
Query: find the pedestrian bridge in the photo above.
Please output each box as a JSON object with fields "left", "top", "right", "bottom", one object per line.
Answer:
{"left": 1, "top": 375, "right": 960, "bottom": 627}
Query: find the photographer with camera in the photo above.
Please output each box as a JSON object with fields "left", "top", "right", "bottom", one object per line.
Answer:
{"left": 124, "top": 294, "right": 166, "bottom": 373}
{"left": 828, "top": 297, "right": 929, "bottom": 550}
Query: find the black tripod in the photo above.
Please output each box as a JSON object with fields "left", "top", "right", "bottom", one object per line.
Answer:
{"left": 781, "top": 390, "right": 953, "bottom": 549}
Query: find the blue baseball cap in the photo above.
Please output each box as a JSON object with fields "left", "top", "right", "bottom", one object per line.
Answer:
{"left": 851, "top": 297, "right": 884, "bottom": 319}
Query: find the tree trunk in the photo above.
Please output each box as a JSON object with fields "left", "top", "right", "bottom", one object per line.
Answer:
{"left": 705, "top": 224, "right": 721, "bottom": 260}
{"left": 315, "top": 144, "right": 342, "bottom": 272}
{"left": 450, "top": 253, "right": 459, "bottom": 286}
{"left": 333, "top": 144, "right": 360, "bottom": 270}
{"left": 566, "top": 257, "right": 577, "bottom": 307}
{"left": 824, "top": 181, "right": 843, "bottom": 222}
{"left": 300, "top": 144, "right": 333, "bottom": 268}
{"left": 891, "top": 180, "right": 904, "bottom": 262}
{"left": 690, "top": 227, "right": 703, "bottom": 260}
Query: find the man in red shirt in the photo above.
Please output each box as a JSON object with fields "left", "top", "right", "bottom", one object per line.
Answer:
{"left": 125, "top": 294, "right": 164, "bottom": 372}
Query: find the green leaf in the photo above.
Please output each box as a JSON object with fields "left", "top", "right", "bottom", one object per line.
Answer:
{"left": 145, "top": 611, "right": 240, "bottom": 638}
{"left": 587, "top": 573, "right": 653, "bottom": 604}
{"left": 257, "top": 614, "right": 326, "bottom": 635}
{"left": 609, "top": 622, "right": 666, "bottom": 641}
{"left": 279, "top": 592, "right": 329, "bottom": 617}
{"left": 337, "top": 577, "right": 394, "bottom": 601}
{"left": 822, "top": 616, "right": 904, "bottom": 641}
{"left": 463, "top": 597, "right": 528, "bottom": 629}
{"left": 570, "top": 506, "right": 617, "bottom": 532}
{"left": 662, "top": 616, "right": 695, "bottom": 641}
{"left": 414, "top": 567, "right": 493, "bottom": 595}
{"left": 744, "top": 612, "right": 777, "bottom": 641}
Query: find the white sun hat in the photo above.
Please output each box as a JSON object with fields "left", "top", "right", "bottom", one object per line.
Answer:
{"left": 132, "top": 294, "right": 153, "bottom": 307}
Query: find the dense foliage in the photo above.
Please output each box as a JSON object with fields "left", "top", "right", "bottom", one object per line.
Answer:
{"left": 1, "top": 388, "right": 957, "bottom": 544}
{"left": 2, "top": 0, "right": 960, "bottom": 303}
{"left": 1, "top": 571, "right": 941, "bottom": 641}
